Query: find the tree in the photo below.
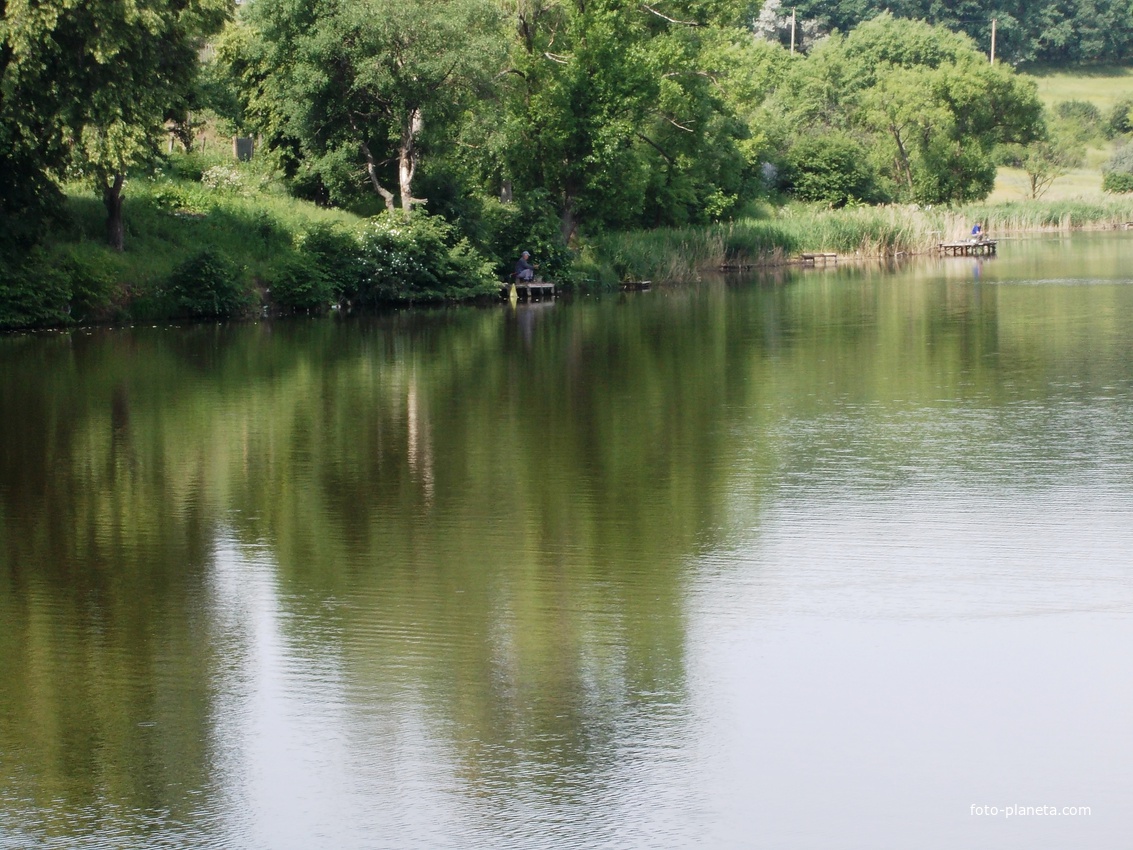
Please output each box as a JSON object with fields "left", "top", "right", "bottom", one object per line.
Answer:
{"left": 1013, "top": 139, "right": 1081, "bottom": 199}
{"left": 779, "top": 14, "right": 1042, "bottom": 204}
{"left": 238, "top": 0, "right": 505, "bottom": 212}
{"left": 1, "top": 0, "right": 229, "bottom": 251}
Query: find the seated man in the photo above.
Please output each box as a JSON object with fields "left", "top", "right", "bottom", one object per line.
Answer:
{"left": 970, "top": 222, "right": 984, "bottom": 243}
{"left": 514, "top": 250, "right": 535, "bottom": 281}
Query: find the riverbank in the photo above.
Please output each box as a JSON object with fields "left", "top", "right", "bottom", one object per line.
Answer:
{"left": 5, "top": 161, "right": 1133, "bottom": 330}
{"left": 592, "top": 199, "right": 1133, "bottom": 282}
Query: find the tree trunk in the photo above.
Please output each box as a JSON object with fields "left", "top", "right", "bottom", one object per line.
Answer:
{"left": 560, "top": 192, "right": 577, "bottom": 244}
{"left": 104, "top": 173, "right": 125, "bottom": 252}
{"left": 890, "top": 125, "right": 915, "bottom": 195}
{"left": 398, "top": 108, "right": 426, "bottom": 212}
{"left": 360, "top": 141, "right": 397, "bottom": 212}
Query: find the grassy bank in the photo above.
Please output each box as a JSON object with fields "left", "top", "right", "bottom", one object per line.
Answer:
{"left": 1, "top": 151, "right": 511, "bottom": 329}
{"left": 591, "top": 198, "right": 1133, "bottom": 282}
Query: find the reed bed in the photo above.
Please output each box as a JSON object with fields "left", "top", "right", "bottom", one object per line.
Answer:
{"left": 592, "top": 198, "right": 1133, "bottom": 282}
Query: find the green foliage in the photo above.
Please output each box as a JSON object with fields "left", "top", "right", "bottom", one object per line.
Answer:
{"left": 1055, "top": 100, "right": 1102, "bottom": 128}
{"left": 791, "top": 0, "right": 1133, "bottom": 65}
{"left": 0, "top": 0, "right": 230, "bottom": 249}
{"left": 166, "top": 248, "right": 251, "bottom": 319}
{"left": 1105, "top": 98, "right": 1133, "bottom": 139}
{"left": 270, "top": 223, "right": 363, "bottom": 312}
{"left": 0, "top": 250, "right": 73, "bottom": 329}
{"left": 784, "top": 133, "right": 885, "bottom": 206}
{"left": 235, "top": 0, "right": 505, "bottom": 211}
{"left": 269, "top": 257, "right": 335, "bottom": 313}
{"left": 355, "top": 212, "right": 497, "bottom": 303}
{"left": 777, "top": 14, "right": 1042, "bottom": 205}
{"left": 1102, "top": 145, "right": 1133, "bottom": 193}
{"left": 475, "top": 192, "right": 572, "bottom": 280}
{"left": 299, "top": 224, "right": 362, "bottom": 295}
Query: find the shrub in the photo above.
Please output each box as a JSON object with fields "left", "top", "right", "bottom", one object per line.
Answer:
{"left": 355, "top": 211, "right": 496, "bottom": 303}
{"left": 784, "top": 133, "right": 886, "bottom": 206}
{"left": 299, "top": 223, "right": 361, "bottom": 296}
{"left": 1053, "top": 100, "right": 1104, "bottom": 147}
{"left": 1055, "top": 99, "right": 1102, "bottom": 126}
{"left": 1105, "top": 98, "right": 1133, "bottom": 139}
{"left": 1102, "top": 144, "right": 1133, "bottom": 193}
{"left": 476, "top": 190, "right": 571, "bottom": 281}
{"left": 270, "top": 256, "right": 334, "bottom": 313}
{"left": 0, "top": 249, "right": 72, "bottom": 329}
{"left": 166, "top": 248, "right": 250, "bottom": 318}
{"left": 61, "top": 250, "right": 121, "bottom": 321}
{"left": 200, "top": 165, "right": 244, "bottom": 192}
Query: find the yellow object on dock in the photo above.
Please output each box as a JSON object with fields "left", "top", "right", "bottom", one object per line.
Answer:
{"left": 501, "top": 281, "right": 556, "bottom": 300}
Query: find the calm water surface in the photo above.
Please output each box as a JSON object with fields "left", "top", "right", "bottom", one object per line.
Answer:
{"left": 3, "top": 234, "right": 1133, "bottom": 849}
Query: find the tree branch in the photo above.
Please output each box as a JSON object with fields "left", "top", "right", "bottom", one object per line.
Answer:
{"left": 641, "top": 4, "right": 700, "bottom": 26}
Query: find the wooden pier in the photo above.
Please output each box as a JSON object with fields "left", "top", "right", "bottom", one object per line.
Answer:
{"left": 502, "top": 281, "right": 556, "bottom": 300}
{"left": 938, "top": 240, "right": 997, "bottom": 257}
{"left": 800, "top": 252, "right": 838, "bottom": 265}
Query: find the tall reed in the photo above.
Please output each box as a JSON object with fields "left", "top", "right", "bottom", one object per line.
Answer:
{"left": 592, "top": 198, "right": 1133, "bottom": 282}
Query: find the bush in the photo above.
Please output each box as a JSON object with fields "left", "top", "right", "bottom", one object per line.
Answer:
{"left": 1053, "top": 100, "right": 1104, "bottom": 147}
{"left": 0, "top": 249, "right": 73, "bottom": 329}
{"left": 270, "top": 256, "right": 334, "bottom": 313}
{"left": 166, "top": 248, "right": 251, "bottom": 318}
{"left": 299, "top": 223, "right": 361, "bottom": 295}
{"left": 355, "top": 211, "right": 496, "bottom": 303}
{"left": 1102, "top": 144, "right": 1133, "bottom": 193}
{"left": 1105, "top": 98, "right": 1133, "bottom": 139}
{"left": 1055, "top": 99, "right": 1102, "bottom": 126}
{"left": 784, "top": 133, "right": 886, "bottom": 206}
{"left": 61, "top": 250, "right": 121, "bottom": 321}
{"left": 476, "top": 190, "right": 571, "bottom": 281}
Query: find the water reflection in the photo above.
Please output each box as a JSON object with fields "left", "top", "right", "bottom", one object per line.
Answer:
{"left": 2, "top": 233, "right": 1133, "bottom": 848}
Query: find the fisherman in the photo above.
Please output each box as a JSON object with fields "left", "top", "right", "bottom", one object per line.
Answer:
{"left": 514, "top": 250, "right": 535, "bottom": 282}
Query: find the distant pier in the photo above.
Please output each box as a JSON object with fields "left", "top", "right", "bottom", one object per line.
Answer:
{"left": 938, "top": 240, "right": 997, "bottom": 257}
{"left": 800, "top": 252, "right": 839, "bottom": 265}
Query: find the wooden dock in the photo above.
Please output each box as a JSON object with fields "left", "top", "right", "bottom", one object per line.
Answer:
{"left": 938, "top": 240, "right": 997, "bottom": 256}
{"left": 502, "top": 281, "right": 556, "bottom": 300}
{"left": 800, "top": 252, "right": 838, "bottom": 265}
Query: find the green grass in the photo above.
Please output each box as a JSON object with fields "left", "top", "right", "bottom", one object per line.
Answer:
{"left": 51, "top": 154, "right": 359, "bottom": 289}
{"left": 1023, "top": 64, "right": 1133, "bottom": 110}
{"left": 987, "top": 65, "right": 1133, "bottom": 202}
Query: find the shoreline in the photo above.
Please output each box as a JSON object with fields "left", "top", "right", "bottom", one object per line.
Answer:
{"left": 5, "top": 197, "right": 1133, "bottom": 332}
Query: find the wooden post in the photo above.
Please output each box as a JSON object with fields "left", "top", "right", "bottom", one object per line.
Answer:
{"left": 990, "top": 18, "right": 997, "bottom": 64}
{"left": 790, "top": 8, "right": 796, "bottom": 55}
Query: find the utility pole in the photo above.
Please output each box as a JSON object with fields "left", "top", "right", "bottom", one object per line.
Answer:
{"left": 990, "top": 18, "right": 997, "bottom": 64}
{"left": 790, "top": 8, "right": 797, "bottom": 55}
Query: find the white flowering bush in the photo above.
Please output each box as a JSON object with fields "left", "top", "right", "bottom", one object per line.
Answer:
{"left": 356, "top": 211, "right": 496, "bottom": 303}
{"left": 200, "top": 165, "right": 243, "bottom": 192}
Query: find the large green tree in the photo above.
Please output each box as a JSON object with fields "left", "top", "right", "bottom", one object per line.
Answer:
{"left": 778, "top": 14, "right": 1042, "bottom": 204}
{"left": 502, "top": 0, "right": 769, "bottom": 239}
{"left": 235, "top": 0, "right": 504, "bottom": 212}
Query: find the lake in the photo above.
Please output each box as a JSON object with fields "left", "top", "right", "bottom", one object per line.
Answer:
{"left": 2, "top": 233, "right": 1132, "bottom": 849}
